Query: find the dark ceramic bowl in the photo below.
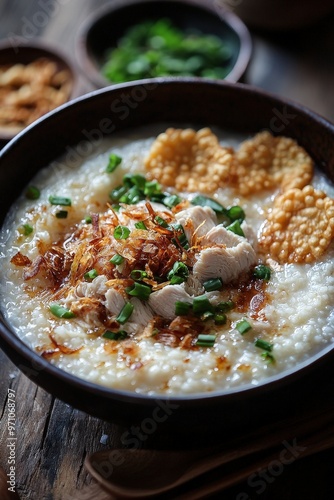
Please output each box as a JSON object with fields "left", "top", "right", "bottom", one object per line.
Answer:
{"left": 0, "top": 41, "right": 80, "bottom": 146}
{"left": 76, "top": 0, "right": 252, "bottom": 88}
{"left": 1, "top": 79, "right": 334, "bottom": 436}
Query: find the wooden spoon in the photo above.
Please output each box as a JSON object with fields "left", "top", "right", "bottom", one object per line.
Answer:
{"left": 84, "top": 404, "right": 334, "bottom": 499}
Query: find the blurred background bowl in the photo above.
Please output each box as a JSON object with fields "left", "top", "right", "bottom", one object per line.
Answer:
{"left": 76, "top": 0, "right": 252, "bottom": 88}
{"left": 0, "top": 41, "right": 80, "bottom": 147}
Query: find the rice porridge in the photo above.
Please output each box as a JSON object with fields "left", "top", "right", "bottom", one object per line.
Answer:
{"left": 1, "top": 126, "right": 334, "bottom": 395}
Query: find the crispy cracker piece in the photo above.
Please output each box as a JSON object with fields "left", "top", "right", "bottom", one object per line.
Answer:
{"left": 144, "top": 127, "right": 234, "bottom": 193}
{"left": 259, "top": 185, "right": 334, "bottom": 263}
{"left": 234, "top": 131, "right": 313, "bottom": 196}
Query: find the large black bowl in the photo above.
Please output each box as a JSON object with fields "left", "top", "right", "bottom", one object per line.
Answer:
{"left": 1, "top": 79, "right": 334, "bottom": 436}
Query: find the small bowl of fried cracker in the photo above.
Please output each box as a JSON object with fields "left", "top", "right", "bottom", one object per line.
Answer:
{"left": 0, "top": 42, "right": 79, "bottom": 146}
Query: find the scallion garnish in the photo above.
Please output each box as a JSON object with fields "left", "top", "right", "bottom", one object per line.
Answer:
{"left": 226, "top": 220, "right": 244, "bottom": 237}
{"left": 261, "top": 352, "right": 275, "bottom": 363}
{"left": 201, "top": 311, "right": 215, "bottom": 321}
{"left": 84, "top": 269, "right": 98, "bottom": 281}
{"left": 226, "top": 205, "right": 245, "bottom": 222}
{"left": 120, "top": 186, "right": 143, "bottom": 204}
{"left": 163, "top": 194, "right": 182, "bottom": 208}
{"left": 114, "top": 225, "right": 130, "bottom": 240}
{"left": 123, "top": 173, "right": 146, "bottom": 190}
{"left": 255, "top": 339, "right": 273, "bottom": 352}
{"left": 253, "top": 265, "right": 271, "bottom": 281}
{"left": 19, "top": 224, "right": 33, "bottom": 236}
{"left": 171, "top": 223, "right": 189, "bottom": 250}
{"left": 49, "top": 195, "right": 72, "bottom": 206}
{"left": 50, "top": 303, "right": 75, "bottom": 319}
{"left": 56, "top": 210, "right": 68, "bottom": 219}
{"left": 116, "top": 302, "right": 134, "bottom": 324}
{"left": 135, "top": 221, "right": 147, "bottom": 230}
{"left": 144, "top": 180, "right": 162, "bottom": 197}
{"left": 126, "top": 282, "right": 151, "bottom": 300}
{"left": 106, "top": 153, "right": 122, "bottom": 173}
{"left": 85, "top": 216, "right": 92, "bottom": 224}
{"left": 25, "top": 185, "right": 40, "bottom": 200}
{"left": 130, "top": 269, "right": 148, "bottom": 281}
{"left": 154, "top": 215, "right": 169, "bottom": 228}
{"left": 196, "top": 334, "right": 216, "bottom": 347}
{"left": 216, "top": 300, "right": 235, "bottom": 313}
{"left": 109, "top": 185, "right": 128, "bottom": 202}
{"left": 175, "top": 301, "right": 192, "bottom": 316}
{"left": 203, "top": 278, "right": 223, "bottom": 292}
{"left": 103, "top": 330, "right": 128, "bottom": 340}
{"left": 191, "top": 195, "right": 226, "bottom": 215}
{"left": 214, "top": 313, "right": 227, "bottom": 325}
{"left": 110, "top": 254, "right": 125, "bottom": 265}
{"left": 167, "top": 261, "right": 189, "bottom": 285}
{"left": 236, "top": 318, "right": 252, "bottom": 334}
{"left": 192, "top": 295, "right": 214, "bottom": 314}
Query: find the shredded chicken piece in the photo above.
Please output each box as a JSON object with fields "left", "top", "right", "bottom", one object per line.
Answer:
{"left": 259, "top": 185, "right": 334, "bottom": 263}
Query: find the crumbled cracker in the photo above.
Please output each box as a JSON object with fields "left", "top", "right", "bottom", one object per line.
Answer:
{"left": 259, "top": 185, "right": 334, "bottom": 263}
{"left": 144, "top": 127, "right": 234, "bottom": 193}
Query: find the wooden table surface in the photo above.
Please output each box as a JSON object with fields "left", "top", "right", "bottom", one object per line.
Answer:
{"left": 1, "top": 1, "right": 334, "bottom": 499}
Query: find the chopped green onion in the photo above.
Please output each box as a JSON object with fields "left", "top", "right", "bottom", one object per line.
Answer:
{"left": 236, "top": 318, "right": 252, "bottom": 334}
{"left": 56, "top": 210, "right": 68, "bottom": 219}
{"left": 226, "top": 206, "right": 245, "bottom": 222}
{"left": 85, "top": 216, "right": 92, "bottom": 224}
{"left": 214, "top": 313, "right": 227, "bottom": 325}
{"left": 226, "top": 220, "right": 244, "bottom": 237}
{"left": 19, "top": 224, "right": 33, "bottom": 236}
{"left": 171, "top": 223, "right": 189, "bottom": 250}
{"left": 175, "top": 301, "right": 192, "bottom": 316}
{"left": 164, "top": 194, "right": 182, "bottom": 208}
{"left": 261, "top": 352, "right": 275, "bottom": 363}
{"left": 123, "top": 173, "right": 146, "bottom": 189}
{"left": 25, "top": 185, "right": 40, "bottom": 200}
{"left": 120, "top": 186, "right": 143, "bottom": 204}
{"left": 196, "top": 334, "right": 216, "bottom": 347}
{"left": 84, "top": 269, "right": 98, "bottom": 281}
{"left": 106, "top": 153, "right": 122, "bottom": 173}
{"left": 110, "top": 254, "right": 125, "bottom": 265}
{"left": 116, "top": 302, "right": 134, "bottom": 324}
{"left": 167, "top": 261, "right": 189, "bottom": 284}
{"left": 255, "top": 339, "right": 273, "bottom": 352}
{"left": 144, "top": 180, "right": 162, "bottom": 197}
{"left": 135, "top": 221, "right": 147, "bottom": 230}
{"left": 203, "top": 278, "right": 223, "bottom": 292}
{"left": 126, "top": 282, "right": 151, "bottom": 300}
{"left": 109, "top": 185, "right": 128, "bottom": 202}
{"left": 154, "top": 215, "right": 169, "bottom": 228}
{"left": 253, "top": 265, "right": 271, "bottom": 281}
{"left": 49, "top": 195, "right": 71, "bottom": 206}
{"left": 201, "top": 311, "right": 215, "bottom": 321}
{"left": 193, "top": 295, "right": 214, "bottom": 314}
{"left": 216, "top": 300, "right": 235, "bottom": 313}
{"left": 50, "top": 303, "right": 75, "bottom": 319}
{"left": 114, "top": 225, "right": 130, "bottom": 240}
{"left": 191, "top": 195, "right": 227, "bottom": 215}
{"left": 103, "top": 330, "right": 128, "bottom": 340}
{"left": 130, "top": 269, "right": 148, "bottom": 280}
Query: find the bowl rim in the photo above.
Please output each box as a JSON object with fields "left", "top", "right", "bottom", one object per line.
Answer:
{"left": 0, "top": 39, "right": 81, "bottom": 143}
{"left": 75, "top": 0, "right": 252, "bottom": 88}
{"left": 1, "top": 77, "right": 334, "bottom": 409}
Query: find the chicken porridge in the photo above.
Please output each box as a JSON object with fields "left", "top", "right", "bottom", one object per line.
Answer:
{"left": 1, "top": 127, "right": 334, "bottom": 395}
